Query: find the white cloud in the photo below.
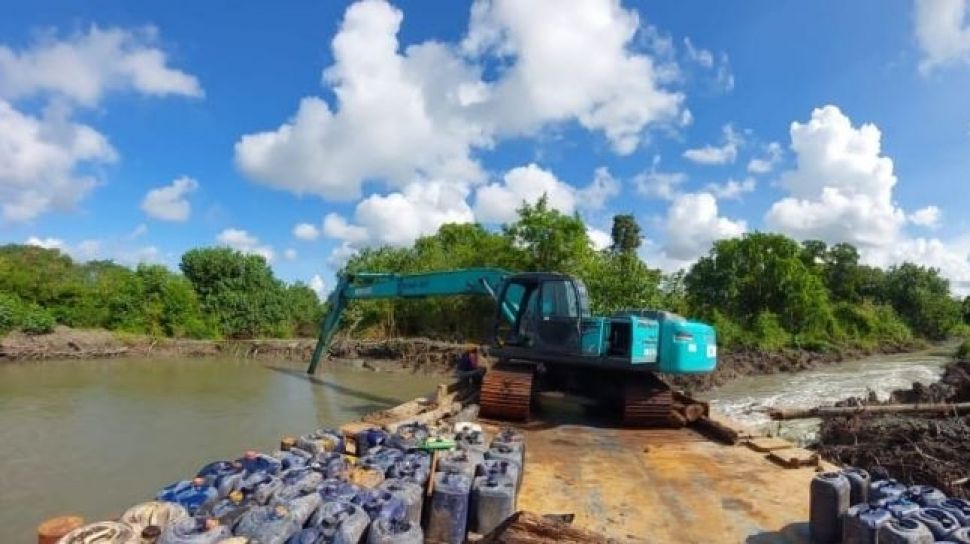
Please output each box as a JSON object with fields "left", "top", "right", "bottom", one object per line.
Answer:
{"left": 309, "top": 274, "right": 327, "bottom": 298}
{"left": 140, "top": 176, "right": 198, "bottom": 222}
{"left": 235, "top": 0, "right": 684, "bottom": 200}
{"left": 25, "top": 235, "right": 161, "bottom": 265}
{"left": 765, "top": 106, "right": 905, "bottom": 249}
{"left": 914, "top": 0, "right": 970, "bottom": 73}
{"left": 682, "top": 124, "right": 742, "bottom": 165}
{"left": 633, "top": 155, "right": 686, "bottom": 200}
{"left": 766, "top": 104, "right": 970, "bottom": 293}
{"left": 663, "top": 192, "right": 746, "bottom": 262}
{"left": 325, "top": 180, "right": 475, "bottom": 249}
{"left": 746, "top": 142, "right": 783, "bottom": 174}
{"left": 283, "top": 248, "right": 298, "bottom": 261}
{"left": 128, "top": 224, "right": 148, "bottom": 239}
{"left": 0, "top": 100, "right": 117, "bottom": 222}
{"left": 0, "top": 25, "right": 202, "bottom": 106}
{"left": 576, "top": 167, "right": 621, "bottom": 210}
{"left": 587, "top": 226, "right": 612, "bottom": 251}
{"left": 293, "top": 222, "right": 321, "bottom": 241}
{"left": 473, "top": 164, "right": 576, "bottom": 224}
{"left": 216, "top": 228, "right": 275, "bottom": 262}
{"left": 705, "top": 177, "right": 756, "bottom": 200}
{"left": 909, "top": 205, "right": 942, "bottom": 228}
{"left": 683, "top": 38, "right": 713, "bottom": 68}
{"left": 25, "top": 236, "right": 65, "bottom": 250}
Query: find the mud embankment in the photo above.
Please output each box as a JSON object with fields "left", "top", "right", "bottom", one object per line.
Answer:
{"left": 815, "top": 360, "right": 970, "bottom": 499}
{"left": 668, "top": 340, "right": 926, "bottom": 393}
{"left": 0, "top": 327, "right": 470, "bottom": 375}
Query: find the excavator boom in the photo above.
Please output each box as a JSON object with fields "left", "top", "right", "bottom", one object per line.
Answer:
{"left": 306, "top": 268, "right": 512, "bottom": 374}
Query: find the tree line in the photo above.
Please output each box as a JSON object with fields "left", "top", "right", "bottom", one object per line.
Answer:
{"left": 1, "top": 196, "right": 967, "bottom": 350}
{"left": 0, "top": 246, "right": 322, "bottom": 338}
{"left": 341, "top": 197, "right": 968, "bottom": 351}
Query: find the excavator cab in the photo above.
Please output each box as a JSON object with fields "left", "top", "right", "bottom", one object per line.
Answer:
{"left": 492, "top": 273, "right": 590, "bottom": 354}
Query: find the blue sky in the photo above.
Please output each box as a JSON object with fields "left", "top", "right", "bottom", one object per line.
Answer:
{"left": 1, "top": 0, "right": 969, "bottom": 295}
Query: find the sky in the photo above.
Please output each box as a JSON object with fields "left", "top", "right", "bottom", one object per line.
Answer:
{"left": 2, "top": 0, "right": 970, "bottom": 297}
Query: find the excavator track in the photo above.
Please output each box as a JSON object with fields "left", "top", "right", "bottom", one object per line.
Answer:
{"left": 623, "top": 381, "right": 675, "bottom": 427}
{"left": 480, "top": 363, "right": 534, "bottom": 422}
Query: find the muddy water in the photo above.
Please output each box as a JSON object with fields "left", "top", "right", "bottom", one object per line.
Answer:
{"left": 703, "top": 348, "right": 953, "bottom": 444}
{"left": 0, "top": 357, "right": 437, "bottom": 542}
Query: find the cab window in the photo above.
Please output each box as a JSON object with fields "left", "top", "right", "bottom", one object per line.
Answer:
{"left": 540, "top": 280, "right": 579, "bottom": 318}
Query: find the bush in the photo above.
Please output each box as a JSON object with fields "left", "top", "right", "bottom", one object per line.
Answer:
{"left": 748, "top": 311, "right": 790, "bottom": 351}
{"left": 0, "top": 293, "right": 23, "bottom": 335}
{"left": 20, "top": 305, "right": 55, "bottom": 335}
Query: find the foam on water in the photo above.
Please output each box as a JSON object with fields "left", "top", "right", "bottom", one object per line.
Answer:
{"left": 703, "top": 350, "right": 951, "bottom": 443}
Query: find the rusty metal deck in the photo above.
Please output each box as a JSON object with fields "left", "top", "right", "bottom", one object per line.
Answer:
{"left": 510, "top": 418, "right": 830, "bottom": 543}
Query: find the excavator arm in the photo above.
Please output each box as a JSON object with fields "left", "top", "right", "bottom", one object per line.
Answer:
{"left": 307, "top": 267, "right": 513, "bottom": 374}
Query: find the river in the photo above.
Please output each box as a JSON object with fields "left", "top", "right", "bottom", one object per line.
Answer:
{"left": 703, "top": 347, "right": 954, "bottom": 443}
{"left": 0, "top": 357, "right": 438, "bottom": 543}
{"left": 0, "top": 349, "right": 954, "bottom": 542}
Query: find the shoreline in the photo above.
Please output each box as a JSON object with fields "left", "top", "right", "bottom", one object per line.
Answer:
{"left": 2, "top": 327, "right": 937, "bottom": 386}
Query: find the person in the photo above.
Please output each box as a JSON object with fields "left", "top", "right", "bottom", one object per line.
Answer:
{"left": 456, "top": 345, "right": 485, "bottom": 385}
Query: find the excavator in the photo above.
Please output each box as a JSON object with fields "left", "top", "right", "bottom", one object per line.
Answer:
{"left": 306, "top": 268, "right": 717, "bottom": 426}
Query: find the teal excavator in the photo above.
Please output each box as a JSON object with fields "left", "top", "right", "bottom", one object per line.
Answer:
{"left": 307, "top": 268, "right": 717, "bottom": 426}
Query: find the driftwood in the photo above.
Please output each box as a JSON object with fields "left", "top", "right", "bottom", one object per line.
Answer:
{"left": 769, "top": 402, "right": 970, "bottom": 421}
{"left": 480, "top": 511, "right": 615, "bottom": 543}
{"left": 692, "top": 416, "right": 741, "bottom": 445}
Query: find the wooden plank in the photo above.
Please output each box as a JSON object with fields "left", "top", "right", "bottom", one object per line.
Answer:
{"left": 767, "top": 447, "right": 819, "bottom": 468}
{"left": 745, "top": 437, "right": 795, "bottom": 453}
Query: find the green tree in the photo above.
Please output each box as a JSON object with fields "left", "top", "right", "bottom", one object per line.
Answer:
{"left": 180, "top": 248, "right": 288, "bottom": 338}
{"left": 609, "top": 214, "right": 642, "bottom": 255}
{"left": 502, "top": 195, "right": 594, "bottom": 273}
{"left": 881, "top": 263, "right": 960, "bottom": 339}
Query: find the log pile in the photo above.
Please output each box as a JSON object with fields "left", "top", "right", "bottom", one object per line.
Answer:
{"left": 480, "top": 512, "right": 616, "bottom": 544}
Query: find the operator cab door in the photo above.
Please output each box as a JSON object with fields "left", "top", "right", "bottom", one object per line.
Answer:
{"left": 534, "top": 279, "right": 582, "bottom": 353}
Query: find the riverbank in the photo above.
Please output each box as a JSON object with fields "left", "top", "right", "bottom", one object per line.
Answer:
{"left": 0, "top": 326, "right": 467, "bottom": 374}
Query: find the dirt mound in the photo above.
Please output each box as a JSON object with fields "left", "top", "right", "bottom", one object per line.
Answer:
{"left": 816, "top": 360, "right": 970, "bottom": 499}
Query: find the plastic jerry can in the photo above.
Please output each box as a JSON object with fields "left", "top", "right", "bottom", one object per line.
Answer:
{"left": 286, "top": 527, "right": 322, "bottom": 544}
{"left": 272, "top": 447, "right": 313, "bottom": 471}
{"left": 237, "top": 450, "right": 283, "bottom": 476}
{"left": 940, "top": 498, "right": 970, "bottom": 526}
{"left": 156, "top": 478, "right": 219, "bottom": 515}
{"left": 349, "top": 465, "right": 385, "bottom": 489}
{"left": 356, "top": 428, "right": 390, "bottom": 457}
{"left": 471, "top": 473, "right": 516, "bottom": 535}
{"left": 311, "top": 452, "right": 351, "bottom": 480}
{"left": 809, "top": 472, "right": 851, "bottom": 544}
{"left": 120, "top": 502, "right": 188, "bottom": 534}
{"left": 233, "top": 505, "right": 301, "bottom": 544}
{"left": 905, "top": 485, "right": 948, "bottom": 508}
{"left": 197, "top": 490, "right": 253, "bottom": 528}
{"left": 482, "top": 459, "right": 521, "bottom": 495}
{"left": 195, "top": 461, "right": 241, "bottom": 488}
{"left": 426, "top": 472, "right": 472, "bottom": 544}
{"left": 297, "top": 428, "right": 345, "bottom": 455}
{"left": 878, "top": 498, "right": 921, "bottom": 520}
{"left": 54, "top": 521, "right": 138, "bottom": 544}
{"left": 455, "top": 429, "right": 488, "bottom": 456}
{"left": 438, "top": 450, "right": 483, "bottom": 479}
{"left": 950, "top": 527, "right": 970, "bottom": 544}
{"left": 367, "top": 517, "right": 423, "bottom": 544}
{"left": 360, "top": 447, "right": 405, "bottom": 475}
{"left": 261, "top": 467, "right": 323, "bottom": 504}
{"left": 909, "top": 508, "right": 960, "bottom": 540}
{"left": 484, "top": 445, "right": 523, "bottom": 489}
{"left": 875, "top": 517, "right": 935, "bottom": 544}
{"left": 316, "top": 479, "right": 362, "bottom": 505}
{"left": 378, "top": 478, "right": 424, "bottom": 527}
{"left": 388, "top": 423, "right": 429, "bottom": 451}
{"left": 871, "top": 480, "right": 908, "bottom": 503}
{"left": 273, "top": 491, "right": 322, "bottom": 527}
{"left": 840, "top": 467, "right": 871, "bottom": 506}
{"left": 353, "top": 489, "right": 406, "bottom": 521}
{"left": 313, "top": 501, "right": 370, "bottom": 544}
{"left": 842, "top": 503, "right": 892, "bottom": 544}
{"left": 491, "top": 428, "right": 525, "bottom": 454}
{"left": 453, "top": 422, "right": 482, "bottom": 435}
{"left": 157, "top": 518, "right": 230, "bottom": 544}
{"left": 387, "top": 459, "right": 430, "bottom": 487}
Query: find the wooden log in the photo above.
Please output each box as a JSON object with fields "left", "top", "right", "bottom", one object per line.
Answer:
{"left": 668, "top": 409, "right": 688, "bottom": 428}
{"left": 684, "top": 404, "right": 707, "bottom": 423}
{"left": 384, "top": 401, "right": 460, "bottom": 433}
{"left": 692, "top": 416, "right": 740, "bottom": 445}
{"left": 769, "top": 402, "right": 970, "bottom": 421}
{"left": 480, "top": 511, "right": 612, "bottom": 543}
